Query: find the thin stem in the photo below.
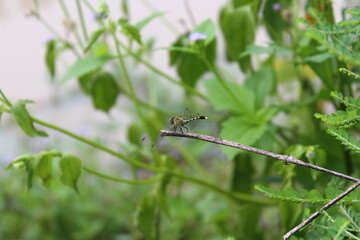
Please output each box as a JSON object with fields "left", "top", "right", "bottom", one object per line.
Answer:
{"left": 160, "top": 130, "right": 360, "bottom": 183}
{"left": 32, "top": 117, "right": 157, "bottom": 171}
{"left": 75, "top": 0, "right": 88, "bottom": 41}
{"left": 58, "top": 0, "right": 84, "bottom": 49}
{"left": 82, "top": 166, "right": 162, "bottom": 184}
{"left": 283, "top": 181, "right": 360, "bottom": 239}
{"left": 183, "top": 0, "right": 197, "bottom": 27}
{"left": 141, "top": 0, "right": 180, "bottom": 34}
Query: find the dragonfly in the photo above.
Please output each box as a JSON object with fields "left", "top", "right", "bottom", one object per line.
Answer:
{"left": 142, "top": 108, "right": 208, "bottom": 149}
{"left": 169, "top": 109, "right": 208, "bottom": 134}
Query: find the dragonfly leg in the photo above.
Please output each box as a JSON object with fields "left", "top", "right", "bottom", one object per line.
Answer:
{"left": 172, "top": 126, "right": 177, "bottom": 132}
{"left": 179, "top": 126, "right": 184, "bottom": 134}
{"left": 183, "top": 125, "right": 189, "bottom": 133}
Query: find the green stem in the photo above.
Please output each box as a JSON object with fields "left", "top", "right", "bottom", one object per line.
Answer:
{"left": 75, "top": 0, "right": 88, "bottom": 41}
{"left": 82, "top": 166, "right": 162, "bottom": 184}
{"left": 32, "top": 117, "right": 158, "bottom": 171}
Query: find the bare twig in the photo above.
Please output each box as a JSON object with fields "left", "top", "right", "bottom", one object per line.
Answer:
{"left": 160, "top": 130, "right": 359, "bottom": 182}
{"left": 283, "top": 181, "right": 360, "bottom": 239}
{"left": 159, "top": 130, "right": 360, "bottom": 238}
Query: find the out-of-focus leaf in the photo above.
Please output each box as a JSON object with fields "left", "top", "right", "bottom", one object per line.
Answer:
{"left": 59, "top": 154, "right": 82, "bottom": 192}
{"left": 245, "top": 65, "right": 274, "bottom": 108}
{"left": 84, "top": 28, "right": 105, "bottom": 53}
{"left": 232, "top": 0, "right": 257, "bottom": 8}
{"left": 34, "top": 154, "right": 53, "bottom": 187}
{"left": 240, "top": 44, "right": 293, "bottom": 58}
{"left": 121, "top": 0, "right": 129, "bottom": 18}
{"left": 118, "top": 18, "right": 142, "bottom": 44}
{"left": 220, "top": 4, "right": 255, "bottom": 72}
{"left": 60, "top": 55, "right": 113, "bottom": 84}
{"left": 220, "top": 116, "right": 267, "bottom": 159}
{"left": 45, "top": 40, "right": 56, "bottom": 77}
{"left": 263, "top": 0, "right": 286, "bottom": 41}
{"left": 90, "top": 72, "right": 120, "bottom": 112}
{"left": 205, "top": 78, "right": 255, "bottom": 114}
{"left": 11, "top": 100, "right": 48, "bottom": 137}
{"left": 134, "top": 193, "right": 157, "bottom": 238}
{"left": 192, "top": 19, "right": 216, "bottom": 46}
{"left": 135, "top": 12, "right": 166, "bottom": 30}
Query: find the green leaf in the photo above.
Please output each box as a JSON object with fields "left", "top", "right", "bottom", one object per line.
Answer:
{"left": 239, "top": 44, "right": 293, "bottom": 58}
{"left": 315, "top": 108, "right": 360, "bottom": 128}
{"left": 303, "top": 53, "right": 333, "bottom": 63}
{"left": 90, "top": 72, "right": 120, "bottom": 112}
{"left": 134, "top": 193, "right": 157, "bottom": 239}
{"left": 45, "top": 40, "right": 56, "bottom": 77}
{"left": 263, "top": 0, "right": 286, "bottom": 41}
{"left": 60, "top": 55, "right": 113, "bottom": 84}
{"left": 118, "top": 18, "right": 142, "bottom": 44}
{"left": 232, "top": 0, "right": 257, "bottom": 8}
{"left": 220, "top": 116, "right": 267, "bottom": 159}
{"left": 34, "top": 154, "right": 54, "bottom": 187}
{"left": 205, "top": 78, "right": 255, "bottom": 114}
{"left": 6, "top": 154, "right": 35, "bottom": 190}
{"left": 169, "top": 33, "right": 216, "bottom": 87}
{"left": 59, "top": 154, "right": 82, "bottom": 192}
{"left": 192, "top": 19, "right": 216, "bottom": 46}
{"left": 84, "top": 28, "right": 105, "bottom": 53}
{"left": 326, "top": 128, "right": 360, "bottom": 153}
{"left": 135, "top": 12, "right": 166, "bottom": 30}
{"left": 220, "top": 4, "right": 255, "bottom": 72}
{"left": 245, "top": 65, "right": 274, "bottom": 108}
{"left": 11, "top": 100, "right": 48, "bottom": 137}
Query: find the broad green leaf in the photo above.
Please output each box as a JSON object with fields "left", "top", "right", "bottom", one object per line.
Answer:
{"left": 205, "top": 78, "right": 255, "bottom": 114}
{"left": 239, "top": 44, "right": 293, "bottom": 58}
{"left": 263, "top": 0, "right": 286, "bottom": 41}
{"left": 192, "top": 19, "right": 216, "bottom": 46}
{"left": 303, "top": 53, "right": 333, "bottom": 63}
{"left": 232, "top": 0, "right": 257, "bottom": 8}
{"left": 34, "top": 154, "right": 54, "bottom": 187}
{"left": 134, "top": 193, "right": 157, "bottom": 238}
{"left": 118, "top": 18, "right": 142, "bottom": 44}
{"left": 169, "top": 33, "right": 216, "bottom": 87}
{"left": 60, "top": 55, "right": 113, "bottom": 84}
{"left": 78, "top": 71, "right": 98, "bottom": 94}
{"left": 230, "top": 154, "right": 255, "bottom": 193}
{"left": 135, "top": 12, "right": 166, "bottom": 30}
{"left": 6, "top": 154, "right": 35, "bottom": 190}
{"left": 220, "top": 4, "right": 255, "bottom": 72}
{"left": 245, "top": 65, "right": 274, "bottom": 108}
{"left": 6, "top": 154, "right": 33, "bottom": 170}
{"left": 11, "top": 100, "right": 48, "bottom": 137}
{"left": 84, "top": 28, "right": 105, "bottom": 53}
{"left": 45, "top": 40, "right": 56, "bottom": 77}
{"left": 220, "top": 116, "right": 267, "bottom": 159}
{"left": 90, "top": 72, "right": 120, "bottom": 112}
{"left": 59, "top": 154, "right": 81, "bottom": 192}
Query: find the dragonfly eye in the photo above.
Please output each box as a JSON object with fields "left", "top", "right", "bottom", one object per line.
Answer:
{"left": 169, "top": 117, "right": 175, "bottom": 125}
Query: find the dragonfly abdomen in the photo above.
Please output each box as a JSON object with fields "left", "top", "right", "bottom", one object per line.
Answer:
{"left": 184, "top": 116, "right": 207, "bottom": 124}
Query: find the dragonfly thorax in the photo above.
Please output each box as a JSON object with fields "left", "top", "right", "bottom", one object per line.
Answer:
{"left": 169, "top": 116, "right": 187, "bottom": 127}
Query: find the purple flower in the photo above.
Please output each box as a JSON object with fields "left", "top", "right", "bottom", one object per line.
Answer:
{"left": 93, "top": 12, "right": 107, "bottom": 21}
{"left": 272, "top": 3, "right": 282, "bottom": 12}
{"left": 189, "top": 32, "right": 207, "bottom": 41}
